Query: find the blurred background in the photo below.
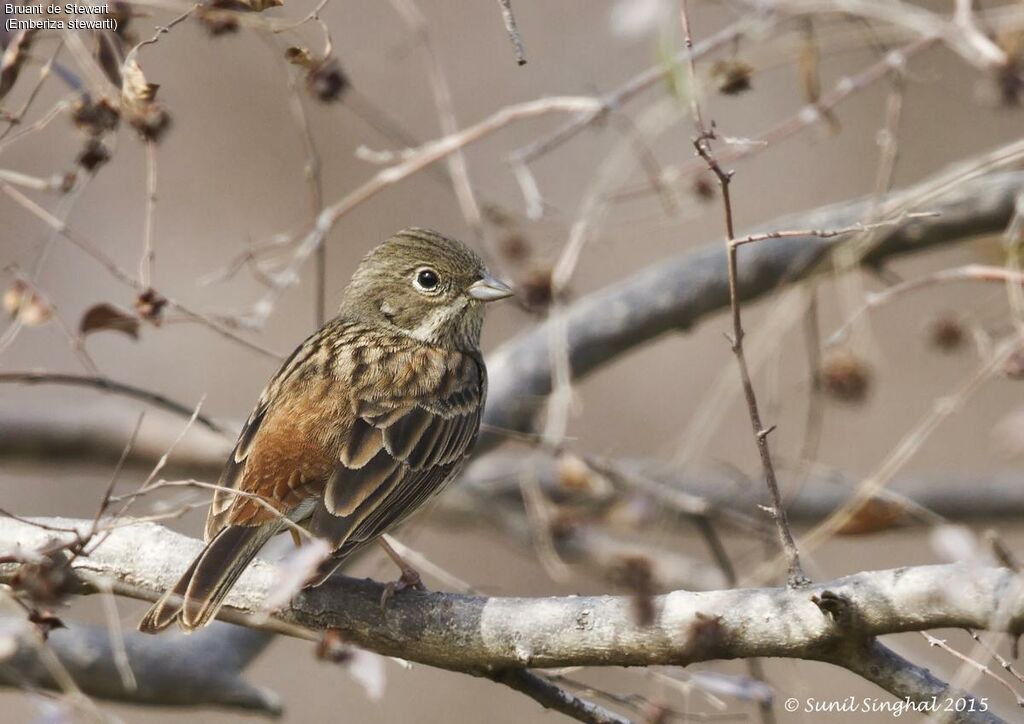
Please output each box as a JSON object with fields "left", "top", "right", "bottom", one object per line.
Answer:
{"left": 2, "top": 0, "right": 1024, "bottom": 720}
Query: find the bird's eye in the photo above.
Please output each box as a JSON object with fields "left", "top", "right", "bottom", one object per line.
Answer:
{"left": 413, "top": 267, "right": 441, "bottom": 293}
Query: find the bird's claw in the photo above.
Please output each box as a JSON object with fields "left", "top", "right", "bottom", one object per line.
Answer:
{"left": 379, "top": 568, "right": 426, "bottom": 608}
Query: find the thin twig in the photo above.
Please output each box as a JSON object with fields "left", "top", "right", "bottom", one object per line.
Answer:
{"left": 496, "top": 0, "right": 527, "bottom": 66}
{"left": 0, "top": 371, "right": 226, "bottom": 435}
{"left": 680, "top": 0, "right": 806, "bottom": 586}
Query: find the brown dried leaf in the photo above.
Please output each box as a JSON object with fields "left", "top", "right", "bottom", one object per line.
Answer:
{"left": 244, "top": 0, "right": 284, "bottom": 11}
{"left": 135, "top": 288, "right": 167, "bottom": 324}
{"left": 27, "top": 609, "right": 66, "bottom": 639}
{"left": 517, "top": 266, "right": 554, "bottom": 312}
{"left": 121, "top": 58, "right": 158, "bottom": 106}
{"left": 3, "top": 280, "right": 52, "bottom": 326}
{"left": 927, "top": 315, "right": 965, "bottom": 352}
{"left": 834, "top": 495, "right": 907, "bottom": 535}
{"left": 709, "top": 59, "right": 753, "bottom": 96}
{"left": 821, "top": 350, "right": 871, "bottom": 403}
{"left": 77, "top": 139, "right": 112, "bottom": 172}
{"left": 0, "top": 29, "right": 37, "bottom": 100}
{"left": 197, "top": 5, "right": 239, "bottom": 35}
{"left": 71, "top": 98, "right": 121, "bottom": 136}
{"left": 12, "top": 552, "right": 75, "bottom": 606}
{"left": 79, "top": 302, "right": 140, "bottom": 339}
{"left": 127, "top": 101, "right": 172, "bottom": 142}
{"left": 285, "top": 46, "right": 313, "bottom": 67}
{"left": 306, "top": 57, "right": 348, "bottom": 103}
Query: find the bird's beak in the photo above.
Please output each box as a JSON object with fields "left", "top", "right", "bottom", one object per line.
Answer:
{"left": 468, "top": 274, "right": 514, "bottom": 302}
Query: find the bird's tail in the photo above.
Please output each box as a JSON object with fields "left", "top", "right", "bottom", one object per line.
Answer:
{"left": 138, "top": 524, "right": 276, "bottom": 633}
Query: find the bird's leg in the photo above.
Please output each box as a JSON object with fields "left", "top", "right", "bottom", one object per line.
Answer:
{"left": 290, "top": 528, "right": 303, "bottom": 547}
{"left": 378, "top": 536, "right": 426, "bottom": 607}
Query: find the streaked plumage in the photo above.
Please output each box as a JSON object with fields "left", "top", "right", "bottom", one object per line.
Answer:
{"left": 139, "top": 228, "right": 511, "bottom": 632}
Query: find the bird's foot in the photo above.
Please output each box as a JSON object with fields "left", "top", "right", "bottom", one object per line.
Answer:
{"left": 380, "top": 566, "right": 426, "bottom": 608}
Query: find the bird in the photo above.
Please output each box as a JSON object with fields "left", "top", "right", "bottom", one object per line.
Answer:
{"left": 139, "top": 228, "right": 512, "bottom": 633}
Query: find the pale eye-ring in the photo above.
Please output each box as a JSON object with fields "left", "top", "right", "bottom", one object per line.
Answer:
{"left": 413, "top": 267, "right": 441, "bottom": 293}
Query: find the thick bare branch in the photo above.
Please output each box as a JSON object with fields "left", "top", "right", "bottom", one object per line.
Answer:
{"left": 0, "top": 621, "right": 278, "bottom": 715}
{"left": 0, "top": 517, "right": 1019, "bottom": 722}
{"left": 482, "top": 169, "right": 1024, "bottom": 446}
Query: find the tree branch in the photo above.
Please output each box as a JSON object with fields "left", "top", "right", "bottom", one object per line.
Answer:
{"left": 482, "top": 169, "right": 1024, "bottom": 447}
{"left": 0, "top": 517, "right": 1019, "bottom": 722}
{"left": 0, "top": 620, "right": 279, "bottom": 715}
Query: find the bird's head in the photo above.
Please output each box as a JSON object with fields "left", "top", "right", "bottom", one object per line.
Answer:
{"left": 342, "top": 228, "right": 512, "bottom": 349}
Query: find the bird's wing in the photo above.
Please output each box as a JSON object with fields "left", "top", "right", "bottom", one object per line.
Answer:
{"left": 308, "top": 342, "right": 485, "bottom": 552}
{"left": 204, "top": 323, "right": 348, "bottom": 540}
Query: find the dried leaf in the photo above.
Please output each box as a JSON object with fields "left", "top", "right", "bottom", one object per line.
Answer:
{"left": 121, "top": 58, "right": 158, "bottom": 106}
{"left": 79, "top": 303, "right": 140, "bottom": 339}
{"left": 127, "top": 102, "right": 172, "bottom": 142}
{"left": 77, "top": 139, "right": 112, "bottom": 172}
{"left": 121, "top": 59, "right": 171, "bottom": 142}
{"left": 3, "top": 280, "right": 52, "bottom": 326}
{"left": 835, "top": 495, "right": 906, "bottom": 535}
{"left": 306, "top": 57, "right": 349, "bottom": 103}
{"left": 557, "top": 453, "right": 594, "bottom": 492}
{"left": 240, "top": 0, "right": 283, "bottom": 11}
{"left": 821, "top": 350, "right": 871, "bottom": 403}
{"left": 517, "top": 266, "right": 554, "bottom": 312}
{"left": 709, "top": 59, "right": 754, "bottom": 96}
{"left": 134, "top": 288, "right": 167, "bottom": 324}
{"left": 197, "top": 5, "right": 239, "bottom": 36}
{"left": 28, "top": 609, "right": 66, "bottom": 638}
{"left": 285, "top": 46, "right": 313, "bottom": 67}
{"left": 0, "top": 29, "right": 37, "bottom": 100}
{"left": 71, "top": 98, "right": 121, "bottom": 137}
{"left": 263, "top": 537, "right": 331, "bottom": 611}
{"left": 928, "top": 315, "right": 965, "bottom": 352}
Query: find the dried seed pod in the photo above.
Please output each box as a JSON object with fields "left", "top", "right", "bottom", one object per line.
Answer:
{"left": 11, "top": 551, "right": 75, "bottom": 606}
{"left": 77, "top": 139, "right": 111, "bottom": 172}
{"left": 821, "top": 349, "right": 871, "bottom": 403}
{"left": 71, "top": 98, "right": 120, "bottom": 136}
{"left": 285, "top": 46, "right": 314, "bottom": 67}
{"left": 127, "top": 102, "right": 172, "bottom": 142}
{"left": 709, "top": 59, "right": 754, "bottom": 96}
{"left": 306, "top": 57, "right": 349, "bottom": 103}
{"left": 692, "top": 174, "right": 716, "bottom": 201}
{"left": 135, "top": 288, "right": 167, "bottom": 324}
{"left": 518, "top": 266, "right": 554, "bottom": 312}
{"left": 499, "top": 233, "right": 531, "bottom": 265}
{"left": 927, "top": 315, "right": 965, "bottom": 353}
{"left": 197, "top": 6, "right": 240, "bottom": 35}
{"left": 3, "top": 280, "right": 52, "bottom": 326}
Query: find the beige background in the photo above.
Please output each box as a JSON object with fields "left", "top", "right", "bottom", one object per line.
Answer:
{"left": 2, "top": 0, "right": 1024, "bottom": 721}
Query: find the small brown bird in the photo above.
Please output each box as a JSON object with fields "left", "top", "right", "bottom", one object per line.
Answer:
{"left": 139, "top": 228, "right": 511, "bottom": 632}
